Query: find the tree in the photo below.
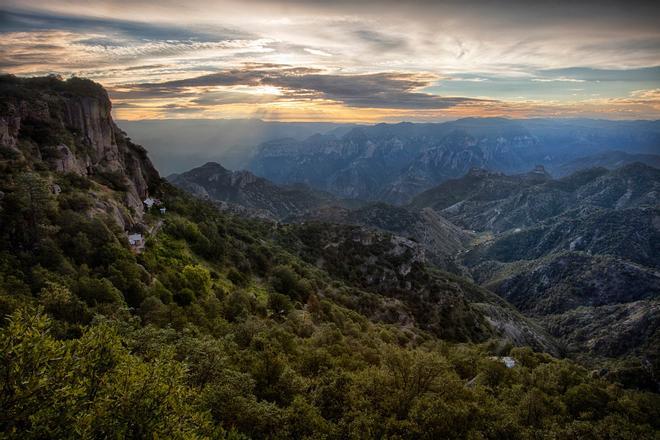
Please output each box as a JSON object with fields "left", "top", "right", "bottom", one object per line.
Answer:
{"left": 182, "top": 264, "right": 212, "bottom": 296}
{"left": 9, "top": 173, "right": 55, "bottom": 247}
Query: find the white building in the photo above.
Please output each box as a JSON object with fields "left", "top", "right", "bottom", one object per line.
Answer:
{"left": 143, "top": 198, "right": 156, "bottom": 209}
{"left": 128, "top": 233, "right": 143, "bottom": 247}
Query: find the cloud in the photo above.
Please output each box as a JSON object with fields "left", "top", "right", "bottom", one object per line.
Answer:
{"left": 536, "top": 66, "right": 660, "bottom": 82}
{"left": 303, "top": 48, "right": 332, "bottom": 57}
{"left": 351, "top": 29, "right": 408, "bottom": 52}
{"left": 191, "top": 90, "right": 278, "bottom": 105}
{"left": 110, "top": 65, "right": 488, "bottom": 109}
{"left": 531, "top": 77, "right": 585, "bottom": 83}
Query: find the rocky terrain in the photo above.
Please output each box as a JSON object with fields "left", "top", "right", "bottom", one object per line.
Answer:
{"left": 409, "top": 163, "right": 660, "bottom": 376}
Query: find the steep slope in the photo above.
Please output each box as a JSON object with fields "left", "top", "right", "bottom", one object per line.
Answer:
{"left": 276, "top": 222, "right": 558, "bottom": 352}
{"left": 476, "top": 252, "right": 660, "bottom": 377}
{"left": 408, "top": 167, "right": 548, "bottom": 214}
{"left": 474, "top": 253, "right": 660, "bottom": 316}
{"left": 463, "top": 206, "right": 660, "bottom": 268}
{"left": 168, "top": 161, "right": 341, "bottom": 219}
{"left": 414, "top": 164, "right": 660, "bottom": 375}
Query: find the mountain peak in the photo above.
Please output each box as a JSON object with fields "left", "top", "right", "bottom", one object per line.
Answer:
{"left": 200, "top": 161, "right": 228, "bottom": 170}
{"left": 520, "top": 164, "right": 552, "bottom": 182}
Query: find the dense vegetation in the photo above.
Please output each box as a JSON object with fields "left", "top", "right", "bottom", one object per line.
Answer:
{"left": 1, "top": 166, "right": 659, "bottom": 439}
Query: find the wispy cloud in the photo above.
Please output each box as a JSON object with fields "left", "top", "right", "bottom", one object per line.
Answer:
{"left": 110, "top": 65, "right": 488, "bottom": 109}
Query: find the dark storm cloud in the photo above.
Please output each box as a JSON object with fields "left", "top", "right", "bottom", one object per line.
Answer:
{"left": 111, "top": 66, "right": 488, "bottom": 109}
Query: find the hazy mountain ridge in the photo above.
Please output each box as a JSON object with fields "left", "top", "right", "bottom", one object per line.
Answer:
{"left": 413, "top": 162, "right": 659, "bottom": 233}
{"left": 551, "top": 150, "right": 660, "bottom": 177}
{"left": 247, "top": 118, "right": 660, "bottom": 204}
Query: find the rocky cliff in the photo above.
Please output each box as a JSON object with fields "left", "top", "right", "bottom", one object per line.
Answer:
{"left": 0, "top": 75, "right": 160, "bottom": 225}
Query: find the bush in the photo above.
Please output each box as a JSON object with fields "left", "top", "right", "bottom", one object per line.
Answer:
{"left": 268, "top": 292, "right": 293, "bottom": 316}
{"left": 227, "top": 268, "right": 248, "bottom": 287}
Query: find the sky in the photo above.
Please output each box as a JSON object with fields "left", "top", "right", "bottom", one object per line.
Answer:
{"left": 1, "top": 0, "right": 660, "bottom": 122}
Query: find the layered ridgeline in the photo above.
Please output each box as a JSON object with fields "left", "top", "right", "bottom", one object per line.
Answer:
{"left": 248, "top": 118, "right": 660, "bottom": 204}
{"left": 412, "top": 163, "right": 660, "bottom": 386}
{"left": 1, "top": 75, "right": 659, "bottom": 439}
{"left": 167, "top": 162, "right": 472, "bottom": 272}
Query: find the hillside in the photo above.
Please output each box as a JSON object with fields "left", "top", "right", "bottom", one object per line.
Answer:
{"left": 172, "top": 149, "right": 660, "bottom": 386}
{"left": 170, "top": 163, "right": 475, "bottom": 272}
{"left": 409, "top": 164, "right": 660, "bottom": 381}
{"left": 288, "top": 203, "right": 474, "bottom": 273}
{"left": 168, "top": 161, "right": 342, "bottom": 220}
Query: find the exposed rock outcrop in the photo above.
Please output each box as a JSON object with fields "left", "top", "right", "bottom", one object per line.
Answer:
{"left": 0, "top": 75, "right": 160, "bottom": 224}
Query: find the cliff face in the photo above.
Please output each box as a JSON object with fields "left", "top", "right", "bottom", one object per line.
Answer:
{"left": 0, "top": 75, "right": 160, "bottom": 221}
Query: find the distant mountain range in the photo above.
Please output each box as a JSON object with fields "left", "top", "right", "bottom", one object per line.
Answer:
{"left": 247, "top": 118, "right": 660, "bottom": 203}
{"left": 550, "top": 150, "right": 660, "bottom": 177}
